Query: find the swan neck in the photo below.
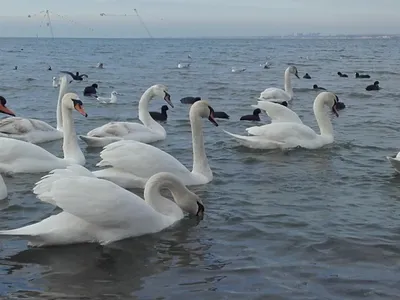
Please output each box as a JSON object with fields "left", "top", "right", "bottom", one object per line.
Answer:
{"left": 56, "top": 77, "right": 68, "bottom": 131}
{"left": 313, "top": 100, "right": 333, "bottom": 136}
{"left": 144, "top": 177, "right": 185, "bottom": 219}
{"left": 284, "top": 68, "right": 293, "bottom": 96}
{"left": 0, "top": 174, "right": 7, "bottom": 200}
{"left": 190, "top": 112, "right": 212, "bottom": 178}
{"left": 138, "top": 88, "right": 165, "bottom": 134}
{"left": 62, "top": 105, "right": 84, "bottom": 164}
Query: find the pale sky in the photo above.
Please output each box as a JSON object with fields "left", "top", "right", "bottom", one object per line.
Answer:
{"left": 0, "top": 0, "right": 399, "bottom": 37}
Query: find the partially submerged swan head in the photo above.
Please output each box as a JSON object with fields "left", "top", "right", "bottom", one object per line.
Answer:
{"left": 0, "top": 96, "right": 15, "bottom": 116}
{"left": 191, "top": 100, "right": 219, "bottom": 127}
{"left": 318, "top": 92, "right": 339, "bottom": 117}
{"left": 63, "top": 93, "right": 88, "bottom": 117}
{"left": 288, "top": 65, "right": 300, "bottom": 78}
{"left": 151, "top": 84, "right": 173, "bottom": 108}
{"left": 146, "top": 172, "right": 205, "bottom": 218}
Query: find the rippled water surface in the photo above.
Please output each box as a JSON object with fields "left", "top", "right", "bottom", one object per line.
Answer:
{"left": 1, "top": 37, "right": 400, "bottom": 299}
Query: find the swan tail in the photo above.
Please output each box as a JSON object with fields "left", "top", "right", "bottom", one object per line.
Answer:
{"left": 79, "top": 135, "right": 122, "bottom": 148}
{"left": 0, "top": 226, "right": 49, "bottom": 247}
{"left": 223, "top": 130, "right": 284, "bottom": 149}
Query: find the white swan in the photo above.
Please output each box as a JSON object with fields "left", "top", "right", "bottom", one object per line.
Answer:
{"left": 52, "top": 76, "right": 60, "bottom": 88}
{"left": 224, "top": 92, "right": 339, "bottom": 150}
{"left": 79, "top": 84, "right": 173, "bottom": 148}
{"left": 386, "top": 153, "right": 400, "bottom": 173}
{"left": 0, "top": 93, "right": 88, "bottom": 174}
{"left": 259, "top": 66, "right": 299, "bottom": 103}
{"left": 92, "top": 100, "right": 218, "bottom": 189}
{"left": 0, "top": 174, "right": 7, "bottom": 200}
{"left": 0, "top": 76, "right": 69, "bottom": 144}
{"left": 96, "top": 91, "right": 118, "bottom": 104}
{"left": 245, "top": 100, "right": 303, "bottom": 136}
{"left": 0, "top": 166, "right": 204, "bottom": 247}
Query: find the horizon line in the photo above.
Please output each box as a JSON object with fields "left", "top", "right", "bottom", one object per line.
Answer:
{"left": 0, "top": 33, "right": 399, "bottom": 39}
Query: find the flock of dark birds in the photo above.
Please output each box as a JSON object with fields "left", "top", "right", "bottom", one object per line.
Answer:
{"left": 13, "top": 63, "right": 380, "bottom": 122}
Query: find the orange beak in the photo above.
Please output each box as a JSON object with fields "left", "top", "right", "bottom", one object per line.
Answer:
{"left": 0, "top": 104, "right": 15, "bottom": 116}
{"left": 74, "top": 104, "right": 88, "bottom": 117}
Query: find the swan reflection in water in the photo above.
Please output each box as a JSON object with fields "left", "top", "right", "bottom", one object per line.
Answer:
{"left": 2, "top": 215, "right": 215, "bottom": 298}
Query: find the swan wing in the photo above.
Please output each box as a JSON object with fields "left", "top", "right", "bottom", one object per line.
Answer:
{"left": 33, "top": 165, "right": 95, "bottom": 205}
{"left": 97, "top": 140, "right": 190, "bottom": 178}
{"left": 251, "top": 101, "right": 303, "bottom": 124}
{"left": 35, "top": 175, "right": 157, "bottom": 229}
{"left": 0, "top": 117, "right": 57, "bottom": 135}
{"left": 0, "top": 137, "right": 64, "bottom": 173}
{"left": 224, "top": 130, "right": 284, "bottom": 149}
{"left": 259, "top": 88, "right": 291, "bottom": 101}
{"left": 86, "top": 122, "right": 147, "bottom": 138}
{"left": 246, "top": 122, "right": 318, "bottom": 147}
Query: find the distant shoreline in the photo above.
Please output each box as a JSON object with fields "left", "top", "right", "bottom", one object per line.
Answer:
{"left": 0, "top": 35, "right": 398, "bottom": 40}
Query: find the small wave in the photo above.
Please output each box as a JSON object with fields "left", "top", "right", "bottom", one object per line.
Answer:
{"left": 286, "top": 62, "right": 316, "bottom": 67}
{"left": 26, "top": 78, "right": 36, "bottom": 82}
{"left": 373, "top": 70, "right": 400, "bottom": 76}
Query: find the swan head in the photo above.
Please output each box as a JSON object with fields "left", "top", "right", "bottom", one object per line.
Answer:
{"left": 151, "top": 84, "right": 173, "bottom": 108}
{"left": 52, "top": 76, "right": 56, "bottom": 80}
{"left": 111, "top": 91, "right": 118, "bottom": 96}
{"left": 253, "top": 108, "right": 261, "bottom": 115}
{"left": 62, "top": 93, "right": 88, "bottom": 117}
{"left": 191, "top": 100, "right": 219, "bottom": 127}
{"left": 288, "top": 66, "right": 300, "bottom": 78}
{"left": 319, "top": 92, "right": 339, "bottom": 117}
{"left": 0, "top": 96, "right": 15, "bottom": 116}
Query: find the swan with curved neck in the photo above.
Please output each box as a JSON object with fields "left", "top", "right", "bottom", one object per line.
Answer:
{"left": 92, "top": 100, "right": 218, "bottom": 189}
{"left": 0, "top": 76, "right": 68, "bottom": 144}
{"left": 0, "top": 167, "right": 204, "bottom": 247}
{"left": 0, "top": 98, "right": 16, "bottom": 199}
{"left": 79, "top": 84, "right": 173, "bottom": 148}
{"left": 0, "top": 92, "right": 88, "bottom": 174}
{"left": 259, "top": 66, "right": 299, "bottom": 103}
{"left": 224, "top": 92, "right": 339, "bottom": 150}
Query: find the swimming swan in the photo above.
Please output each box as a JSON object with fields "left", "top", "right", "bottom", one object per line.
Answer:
{"left": 0, "top": 97, "right": 17, "bottom": 200}
{"left": 0, "top": 76, "right": 69, "bottom": 144}
{"left": 0, "top": 93, "right": 88, "bottom": 174}
{"left": 224, "top": 92, "right": 339, "bottom": 150}
{"left": 259, "top": 66, "right": 299, "bottom": 103}
{"left": 0, "top": 166, "right": 204, "bottom": 247}
{"left": 244, "top": 100, "right": 304, "bottom": 136}
{"left": 79, "top": 84, "right": 173, "bottom": 148}
{"left": 92, "top": 100, "right": 218, "bottom": 189}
